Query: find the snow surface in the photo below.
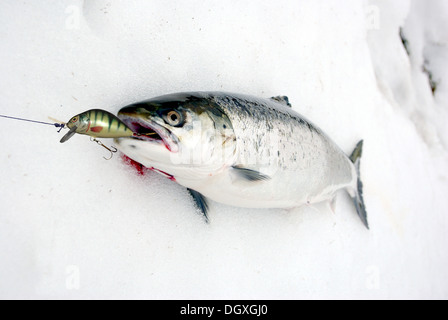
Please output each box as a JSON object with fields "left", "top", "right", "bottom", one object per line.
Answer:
{"left": 0, "top": 0, "right": 447, "bottom": 299}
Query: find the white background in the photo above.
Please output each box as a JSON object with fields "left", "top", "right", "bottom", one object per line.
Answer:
{"left": 0, "top": 0, "right": 447, "bottom": 299}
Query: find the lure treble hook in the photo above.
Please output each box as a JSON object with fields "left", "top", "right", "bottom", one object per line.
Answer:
{"left": 90, "top": 137, "right": 118, "bottom": 160}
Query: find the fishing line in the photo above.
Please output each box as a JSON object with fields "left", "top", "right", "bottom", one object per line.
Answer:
{"left": 1, "top": 111, "right": 125, "bottom": 160}
{"left": 0, "top": 114, "right": 65, "bottom": 132}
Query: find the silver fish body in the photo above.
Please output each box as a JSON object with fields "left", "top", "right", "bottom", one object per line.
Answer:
{"left": 115, "top": 92, "right": 367, "bottom": 228}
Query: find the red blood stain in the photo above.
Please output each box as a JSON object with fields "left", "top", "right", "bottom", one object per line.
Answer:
{"left": 121, "top": 154, "right": 148, "bottom": 176}
{"left": 120, "top": 154, "right": 176, "bottom": 181}
{"left": 165, "top": 143, "right": 171, "bottom": 152}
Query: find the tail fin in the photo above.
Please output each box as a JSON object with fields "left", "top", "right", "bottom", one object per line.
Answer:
{"left": 349, "top": 140, "right": 369, "bottom": 229}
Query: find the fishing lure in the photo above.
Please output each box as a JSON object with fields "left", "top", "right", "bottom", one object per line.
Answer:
{"left": 60, "top": 109, "right": 134, "bottom": 143}
{"left": 1, "top": 108, "right": 153, "bottom": 160}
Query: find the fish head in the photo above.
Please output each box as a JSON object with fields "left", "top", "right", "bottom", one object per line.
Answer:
{"left": 114, "top": 93, "right": 237, "bottom": 179}
{"left": 66, "top": 112, "right": 90, "bottom": 133}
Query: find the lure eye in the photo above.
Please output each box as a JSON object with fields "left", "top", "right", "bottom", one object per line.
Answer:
{"left": 165, "top": 110, "right": 183, "bottom": 127}
{"left": 70, "top": 116, "right": 79, "bottom": 123}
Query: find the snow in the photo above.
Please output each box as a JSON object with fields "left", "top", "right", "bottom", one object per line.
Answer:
{"left": 0, "top": 0, "right": 447, "bottom": 299}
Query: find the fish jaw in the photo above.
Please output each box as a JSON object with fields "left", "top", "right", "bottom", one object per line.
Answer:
{"left": 114, "top": 108, "right": 179, "bottom": 173}
{"left": 114, "top": 136, "right": 169, "bottom": 170}
{"left": 117, "top": 111, "right": 179, "bottom": 153}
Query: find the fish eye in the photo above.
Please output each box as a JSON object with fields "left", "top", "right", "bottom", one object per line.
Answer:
{"left": 71, "top": 116, "right": 79, "bottom": 123}
{"left": 165, "top": 110, "right": 183, "bottom": 126}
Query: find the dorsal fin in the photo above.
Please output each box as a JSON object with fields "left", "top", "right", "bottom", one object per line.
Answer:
{"left": 270, "top": 96, "right": 291, "bottom": 108}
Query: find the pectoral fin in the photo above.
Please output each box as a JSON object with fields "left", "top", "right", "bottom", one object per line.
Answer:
{"left": 231, "top": 166, "right": 271, "bottom": 182}
{"left": 188, "top": 188, "right": 209, "bottom": 223}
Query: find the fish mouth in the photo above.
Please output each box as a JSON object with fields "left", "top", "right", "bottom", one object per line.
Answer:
{"left": 118, "top": 114, "right": 179, "bottom": 152}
